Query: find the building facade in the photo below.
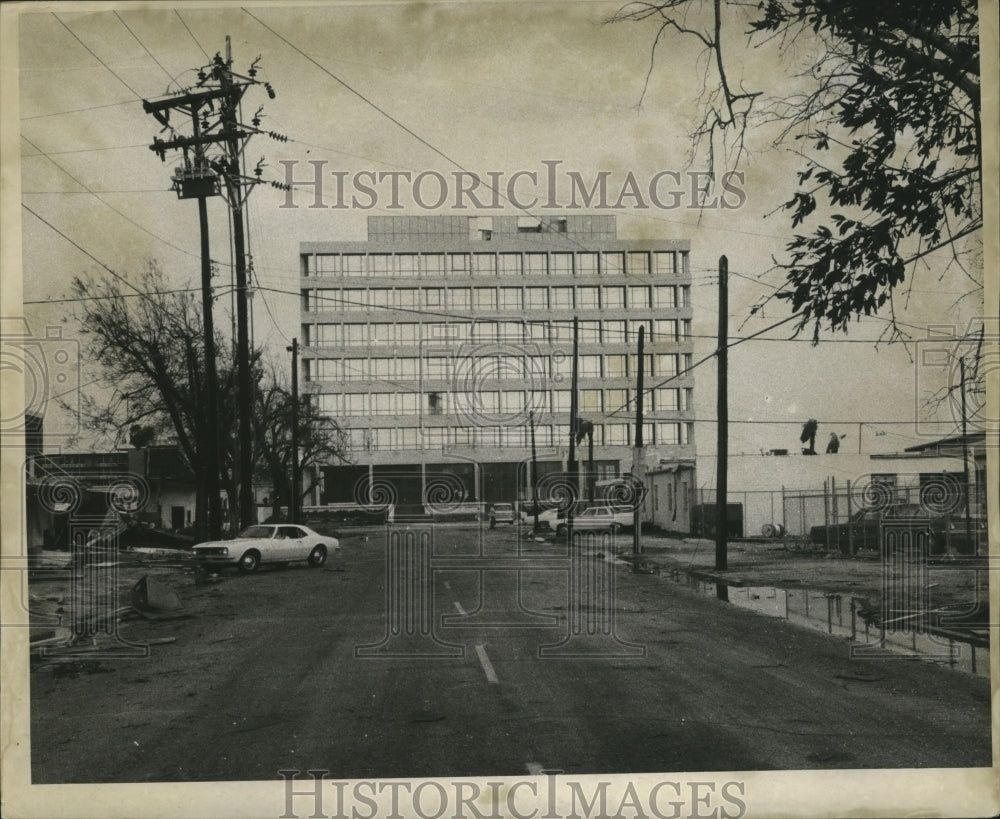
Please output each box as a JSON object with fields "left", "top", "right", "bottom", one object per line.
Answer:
{"left": 300, "top": 215, "right": 694, "bottom": 507}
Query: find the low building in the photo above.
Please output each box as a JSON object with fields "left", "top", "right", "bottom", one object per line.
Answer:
{"left": 690, "top": 448, "right": 981, "bottom": 539}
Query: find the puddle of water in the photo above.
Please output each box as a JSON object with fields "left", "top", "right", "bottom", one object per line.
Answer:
{"left": 654, "top": 568, "right": 989, "bottom": 677}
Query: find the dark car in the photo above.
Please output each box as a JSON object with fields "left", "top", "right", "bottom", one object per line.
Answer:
{"left": 810, "top": 505, "right": 987, "bottom": 555}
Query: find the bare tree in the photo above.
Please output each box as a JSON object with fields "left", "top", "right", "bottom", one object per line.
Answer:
{"left": 253, "top": 363, "right": 348, "bottom": 521}
{"left": 68, "top": 263, "right": 348, "bottom": 534}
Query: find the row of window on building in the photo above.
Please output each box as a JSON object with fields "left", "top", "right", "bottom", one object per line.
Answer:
{"left": 316, "top": 387, "right": 693, "bottom": 417}
{"left": 303, "top": 250, "right": 688, "bottom": 278}
{"left": 302, "top": 283, "right": 691, "bottom": 313}
{"left": 303, "top": 318, "right": 692, "bottom": 348}
{"left": 305, "top": 352, "right": 694, "bottom": 382}
{"left": 344, "top": 422, "right": 694, "bottom": 452}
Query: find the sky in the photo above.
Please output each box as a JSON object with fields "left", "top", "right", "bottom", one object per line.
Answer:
{"left": 6, "top": 0, "right": 989, "bottom": 470}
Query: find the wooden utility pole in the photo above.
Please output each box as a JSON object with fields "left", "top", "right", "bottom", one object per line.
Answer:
{"left": 197, "top": 194, "right": 222, "bottom": 540}
{"left": 288, "top": 338, "right": 300, "bottom": 524}
{"left": 715, "top": 256, "right": 728, "bottom": 571}
{"left": 221, "top": 37, "right": 255, "bottom": 529}
{"left": 529, "top": 410, "right": 540, "bottom": 531}
{"left": 960, "top": 357, "right": 973, "bottom": 553}
{"left": 567, "top": 317, "right": 579, "bottom": 539}
{"left": 144, "top": 40, "right": 278, "bottom": 535}
{"left": 143, "top": 88, "right": 225, "bottom": 540}
{"left": 633, "top": 325, "right": 645, "bottom": 555}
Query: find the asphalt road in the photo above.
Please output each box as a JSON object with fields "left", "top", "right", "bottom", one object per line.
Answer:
{"left": 29, "top": 524, "right": 992, "bottom": 783}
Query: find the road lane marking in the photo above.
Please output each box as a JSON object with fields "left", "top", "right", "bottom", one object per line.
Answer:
{"left": 475, "top": 643, "right": 499, "bottom": 684}
{"left": 444, "top": 581, "right": 451, "bottom": 590}
{"left": 525, "top": 761, "right": 543, "bottom": 775}
{"left": 453, "top": 601, "right": 468, "bottom": 616}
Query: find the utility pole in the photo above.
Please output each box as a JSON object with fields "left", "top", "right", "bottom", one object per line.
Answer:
{"left": 529, "top": 409, "right": 539, "bottom": 531}
{"left": 633, "top": 325, "right": 645, "bottom": 555}
{"left": 143, "top": 88, "right": 224, "bottom": 540}
{"left": 144, "top": 42, "right": 282, "bottom": 535}
{"left": 960, "top": 357, "right": 973, "bottom": 554}
{"left": 715, "top": 256, "right": 729, "bottom": 571}
{"left": 288, "top": 338, "right": 300, "bottom": 525}
{"left": 221, "top": 37, "right": 255, "bottom": 529}
{"left": 197, "top": 193, "right": 222, "bottom": 540}
{"left": 567, "top": 317, "right": 579, "bottom": 540}
{"left": 587, "top": 426, "right": 594, "bottom": 506}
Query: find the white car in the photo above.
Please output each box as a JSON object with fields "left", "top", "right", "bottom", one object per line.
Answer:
{"left": 193, "top": 524, "right": 338, "bottom": 573}
{"left": 555, "top": 506, "right": 635, "bottom": 535}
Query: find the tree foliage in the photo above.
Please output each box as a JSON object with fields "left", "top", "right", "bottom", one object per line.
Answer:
{"left": 69, "top": 263, "right": 347, "bottom": 530}
{"left": 612, "top": 0, "right": 981, "bottom": 340}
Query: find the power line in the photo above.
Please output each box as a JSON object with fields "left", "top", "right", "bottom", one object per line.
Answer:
{"left": 604, "top": 313, "right": 801, "bottom": 420}
{"left": 24, "top": 189, "right": 174, "bottom": 195}
{"left": 20, "top": 143, "right": 149, "bottom": 157}
{"left": 53, "top": 13, "right": 143, "bottom": 98}
{"left": 23, "top": 286, "right": 217, "bottom": 306}
{"left": 242, "top": 9, "right": 656, "bottom": 280}
{"left": 20, "top": 100, "right": 136, "bottom": 121}
{"left": 174, "top": 9, "right": 210, "bottom": 61}
{"left": 22, "top": 203, "right": 176, "bottom": 309}
{"left": 270, "top": 283, "right": 930, "bottom": 345}
{"left": 113, "top": 10, "right": 175, "bottom": 87}
{"left": 20, "top": 135, "right": 229, "bottom": 269}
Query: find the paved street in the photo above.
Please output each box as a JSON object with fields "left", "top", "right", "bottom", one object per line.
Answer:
{"left": 29, "top": 525, "right": 991, "bottom": 783}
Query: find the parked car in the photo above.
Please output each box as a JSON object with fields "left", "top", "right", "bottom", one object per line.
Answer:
{"left": 488, "top": 503, "right": 517, "bottom": 528}
{"left": 533, "top": 507, "right": 562, "bottom": 530}
{"left": 810, "top": 505, "right": 987, "bottom": 555}
{"left": 933, "top": 515, "right": 988, "bottom": 555}
{"left": 555, "top": 505, "right": 634, "bottom": 536}
{"left": 193, "top": 524, "right": 338, "bottom": 573}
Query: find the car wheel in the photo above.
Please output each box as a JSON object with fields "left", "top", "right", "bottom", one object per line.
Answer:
{"left": 307, "top": 544, "right": 327, "bottom": 568}
{"left": 237, "top": 550, "right": 260, "bottom": 574}
{"left": 556, "top": 523, "right": 567, "bottom": 536}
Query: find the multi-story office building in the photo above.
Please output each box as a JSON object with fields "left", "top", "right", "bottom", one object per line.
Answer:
{"left": 299, "top": 215, "right": 694, "bottom": 507}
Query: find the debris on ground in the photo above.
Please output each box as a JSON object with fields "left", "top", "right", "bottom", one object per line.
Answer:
{"left": 130, "top": 575, "right": 185, "bottom": 619}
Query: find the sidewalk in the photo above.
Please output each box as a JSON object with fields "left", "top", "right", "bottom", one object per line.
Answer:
{"left": 619, "top": 533, "right": 989, "bottom": 610}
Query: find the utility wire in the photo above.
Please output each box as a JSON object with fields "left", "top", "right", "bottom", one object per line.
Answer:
{"left": 23, "top": 287, "right": 218, "bottom": 306}
{"left": 21, "top": 135, "right": 229, "bottom": 269}
{"left": 53, "top": 13, "right": 143, "bottom": 98}
{"left": 242, "top": 8, "right": 658, "bottom": 280}
{"left": 603, "top": 313, "right": 801, "bottom": 420}
{"left": 174, "top": 9, "right": 211, "bottom": 60}
{"left": 22, "top": 203, "right": 183, "bottom": 310}
{"left": 262, "top": 283, "right": 931, "bottom": 345}
{"left": 113, "top": 10, "right": 175, "bottom": 87}
{"left": 20, "top": 143, "right": 148, "bottom": 157}
{"left": 20, "top": 100, "right": 136, "bottom": 121}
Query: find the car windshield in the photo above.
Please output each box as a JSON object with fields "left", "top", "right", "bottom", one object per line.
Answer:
{"left": 494, "top": 505, "right": 513, "bottom": 511}
{"left": 238, "top": 525, "right": 274, "bottom": 538}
